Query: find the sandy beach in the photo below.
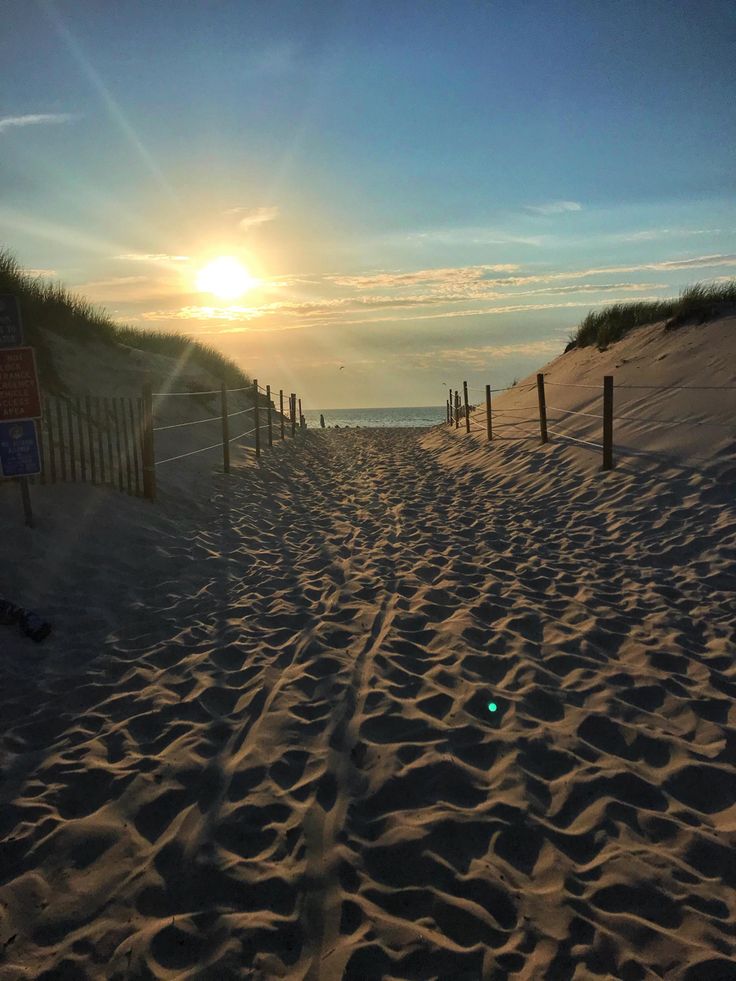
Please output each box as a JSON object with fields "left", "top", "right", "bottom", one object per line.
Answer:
{"left": 4, "top": 0, "right": 736, "bottom": 973}
{"left": 1, "top": 337, "right": 735, "bottom": 980}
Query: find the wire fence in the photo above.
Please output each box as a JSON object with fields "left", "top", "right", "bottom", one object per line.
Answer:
{"left": 131, "top": 378, "right": 307, "bottom": 499}
{"left": 24, "top": 379, "right": 307, "bottom": 500}
{"left": 444, "top": 375, "right": 735, "bottom": 470}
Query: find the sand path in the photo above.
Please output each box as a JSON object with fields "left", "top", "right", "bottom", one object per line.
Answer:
{"left": 1, "top": 427, "right": 735, "bottom": 980}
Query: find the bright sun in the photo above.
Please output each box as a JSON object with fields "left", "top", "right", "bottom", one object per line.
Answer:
{"left": 196, "top": 256, "right": 258, "bottom": 300}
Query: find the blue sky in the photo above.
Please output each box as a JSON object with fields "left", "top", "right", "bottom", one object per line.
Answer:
{"left": 1, "top": 0, "right": 735, "bottom": 407}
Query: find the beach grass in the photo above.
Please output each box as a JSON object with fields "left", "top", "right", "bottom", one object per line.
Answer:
{"left": 0, "top": 249, "right": 251, "bottom": 392}
{"left": 567, "top": 280, "right": 736, "bottom": 351}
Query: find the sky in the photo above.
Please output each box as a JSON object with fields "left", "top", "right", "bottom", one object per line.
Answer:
{"left": 1, "top": 0, "right": 735, "bottom": 409}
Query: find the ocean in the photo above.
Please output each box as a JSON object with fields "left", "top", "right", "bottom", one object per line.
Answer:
{"left": 303, "top": 406, "right": 445, "bottom": 429}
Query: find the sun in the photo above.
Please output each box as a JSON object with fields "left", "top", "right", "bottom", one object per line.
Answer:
{"left": 196, "top": 256, "right": 259, "bottom": 300}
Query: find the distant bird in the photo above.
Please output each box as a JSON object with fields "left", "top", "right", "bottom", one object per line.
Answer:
{"left": 339, "top": 365, "right": 345, "bottom": 370}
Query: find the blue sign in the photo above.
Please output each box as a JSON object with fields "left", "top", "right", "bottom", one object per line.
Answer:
{"left": 0, "top": 419, "right": 41, "bottom": 477}
{"left": 0, "top": 296, "right": 23, "bottom": 348}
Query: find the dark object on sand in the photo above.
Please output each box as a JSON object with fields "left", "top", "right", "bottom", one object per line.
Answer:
{"left": 19, "top": 611, "right": 52, "bottom": 643}
{"left": 0, "top": 600, "right": 23, "bottom": 625}
{"left": 320, "top": 413, "right": 325, "bottom": 428}
{"left": 0, "top": 600, "right": 52, "bottom": 642}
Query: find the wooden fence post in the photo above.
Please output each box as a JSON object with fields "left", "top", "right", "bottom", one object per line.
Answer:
{"left": 85, "top": 395, "right": 96, "bottom": 484}
{"left": 56, "top": 399, "right": 67, "bottom": 482}
{"left": 267, "top": 384, "right": 273, "bottom": 447}
{"left": 104, "top": 398, "right": 114, "bottom": 487}
{"left": 66, "top": 399, "right": 77, "bottom": 481}
{"left": 36, "top": 417, "right": 45, "bottom": 486}
{"left": 279, "top": 389, "right": 285, "bottom": 439}
{"left": 298, "top": 397, "right": 303, "bottom": 430}
{"left": 121, "top": 397, "right": 133, "bottom": 494}
{"left": 19, "top": 477, "right": 33, "bottom": 527}
{"left": 136, "top": 398, "right": 144, "bottom": 495}
{"left": 536, "top": 373, "right": 548, "bottom": 444}
{"left": 291, "top": 393, "right": 296, "bottom": 436}
{"left": 602, "top": 375, "right": 614, "bottom": 470}
{"left": 485, "top": 384, "right": 492, "bottom": 441}
{"left": 447, "top": 389, "right": 452, "bottom": 424}
{"left": 96, "top": 398, "right": 106, "bottom": 486}
{"left": 112, "top": 399, "right": 124, "bottom": 490}
{"left": 127, "top": 399, "right": 141, "bottom": 495}
{"left": 253, "top": 379, "right": 261, "bottom": 458}
{"left": 141, "top": 384, "right": 156, "bottom": 501}
{"left": 463, "top": 381, "right": 470, "bottom": 433}
{"left": 221, "top": 382, "right": 230, "bottom": 473}
{"left": 454, "top": 391, "right": 459, "bottom": 429}
{"left": 45, "top": 397, "right": 57, "bottom": 483}
{"left": 76, "top": 397, "right": 87, "bottom": 482}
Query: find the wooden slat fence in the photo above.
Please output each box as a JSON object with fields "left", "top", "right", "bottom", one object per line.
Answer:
{"left": 32, "top": 393, "right": 144, "bottom": 496}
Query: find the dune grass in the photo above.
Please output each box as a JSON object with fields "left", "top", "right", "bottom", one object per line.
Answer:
{"left": 566, "top": 281, "right": 736, "bottom": 351}
{"left": 0, "top": 249, "right": 251, "bottom": 392}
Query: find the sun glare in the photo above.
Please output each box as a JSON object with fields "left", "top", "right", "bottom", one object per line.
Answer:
{"left": 196, "top": 256, "right": 258, "bottom": 300}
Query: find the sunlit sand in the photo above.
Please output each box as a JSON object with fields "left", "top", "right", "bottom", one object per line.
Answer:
{"left": 1, "top": 316, "right": 734, "bottom": 978}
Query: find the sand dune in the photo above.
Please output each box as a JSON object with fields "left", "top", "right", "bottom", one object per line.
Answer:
{"left": 1, "top": 321, "right": 735, "bottom": 980}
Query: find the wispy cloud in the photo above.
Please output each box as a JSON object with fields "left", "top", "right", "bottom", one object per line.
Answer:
{"left": 141, "top": 293, "right": 666, "bottom": 333}
{"left": 525, "top": 200, "right": 582, "bottom": 215}
{"left": 613, "top": 227, "right": 722, "bottom": 243}
{"left": 329, "top": 264, "right": 519, "bottom": 290}
{"left": 142, "top": 305, "right": 264, "bottom": 323}
{"left": 224, "top": 205, "right": 279, "bottom": 231}
{"left": 323, "top": 297, "right": 666, "bottom": 329}
{"left": 116, "top": 253, "right": 189, "bottom": 262}
{"left": 25, "top": 268, "right": 57, "bottom": 278}
{"left": 133, "top": 252, "right": 734, "bottom": 334}
{"left": 414, "top": 339, "right": 562, "bottom": 370}
{"left": 0, "top": 112, "right": 79, "bottom": 134}
{"left": 75, "top": 275, "right": 149, "bottom": 289}
{"left": 405, "top": 228, "right": 546, "bottom": 247}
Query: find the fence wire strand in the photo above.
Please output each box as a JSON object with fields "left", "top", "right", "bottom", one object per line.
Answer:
{"left": 547, "top": 406, "right": 604, "bottom": 420}
{"left": 449, "top": 374, "right": 734, "bottom": 466}
{"left": 614, "top": 413, "right": 733, "bottom": 430}
{"left": 157, "top": 440, "right": 224, "bottom": 465}
{"left": 153, "top": 415, "right": 220, "bottom": 432}
{"left": 156, "top": 425, "right": 259, "bottom": 465}
{"left": 547, "top": 428, "right": 604, "bottom": 450}
{"left": 547, "top": 381, "right": 599, "bottom": 390}
{"left": 153, "top": 389, "right": 220, "bottom": 397}
{"left": 617, "top": 383, "right": 736, "bottom": 391}
{"left": 230, "top": 426, "right": 257, "bottom": 442}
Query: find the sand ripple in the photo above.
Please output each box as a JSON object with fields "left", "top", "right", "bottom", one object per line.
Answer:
{"left": 0, "top": 426, "right": 734, "bottom": 979}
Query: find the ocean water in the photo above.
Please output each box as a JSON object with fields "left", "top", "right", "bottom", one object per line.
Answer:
{"left": 303, "top": 406, "right": 445, "bottom": 429}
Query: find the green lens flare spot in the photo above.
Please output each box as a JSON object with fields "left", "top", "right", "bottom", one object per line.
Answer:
{"left": 488, "top": 702, "right": 498, "bottom": 713}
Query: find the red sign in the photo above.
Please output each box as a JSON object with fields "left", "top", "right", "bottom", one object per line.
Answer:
{"left": 0, "top": 347, "right": 42, "bottom": 421}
